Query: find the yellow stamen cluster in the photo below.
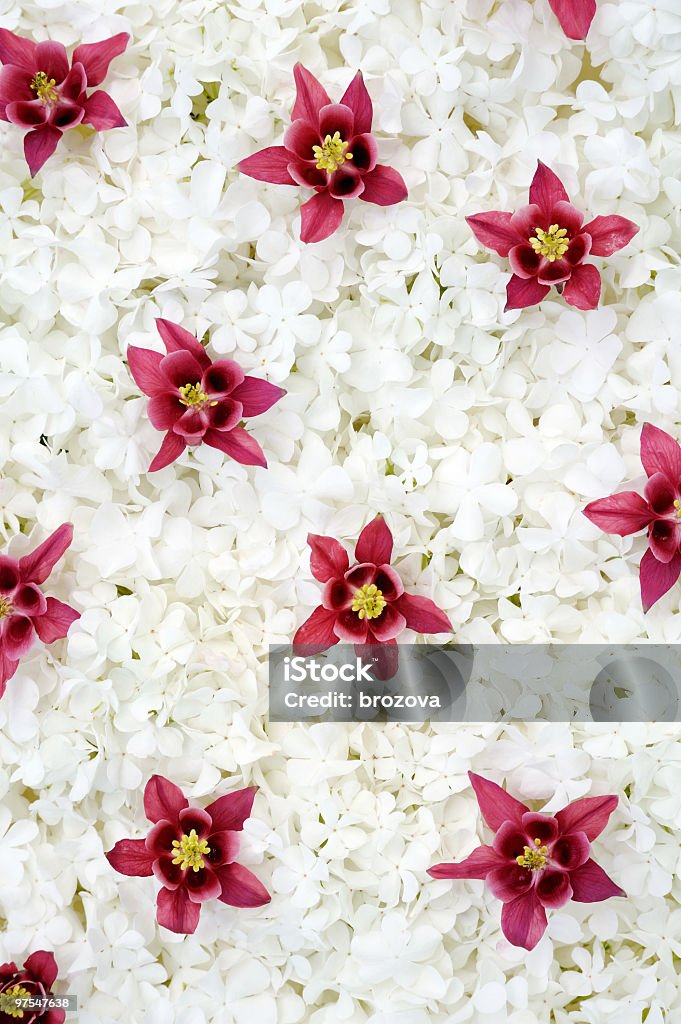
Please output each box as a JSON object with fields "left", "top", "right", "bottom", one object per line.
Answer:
{"left": 30, "top": 71, "right": 58, "bottom": 103}
{"left": 171, "top": 829, "right": 210, "bottom": 872}
{"left": 351, "top": 583, "right": 387, "bottom": 621}
{"left": 178, "top": 382, "right": 218, "bottom": 408}
{"left": 0, "top": 597, "right": 13, "bottom": 620}
{"left": 530, "top": 223, "right": 569, "bottom": 262}
{"left": 1, "top": 985, "right": 32, "bottom": 1018}
{"left": 516, "top": 837, "right": 549, "bottom": 871}
{"left": 313, "top": 132, "right": 353, "bottom": 173}
{"left": 674, "top": 500, "right": 681, "bottom": 520}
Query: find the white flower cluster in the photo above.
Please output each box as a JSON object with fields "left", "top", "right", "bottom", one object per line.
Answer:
{"left": 0, "top": 0, "right": 680, "bottom": 1020}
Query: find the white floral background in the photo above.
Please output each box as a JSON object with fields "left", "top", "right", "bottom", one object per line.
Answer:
{"left": 0, "top": 0, "right": 680, "bottom": 1020}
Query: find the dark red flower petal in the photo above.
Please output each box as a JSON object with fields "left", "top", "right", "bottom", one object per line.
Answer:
{"left": 0, "top": 556, "right": 19, "bottom": 592}
{"left": 144, "top": 775, "right": 188, "bottom": 824}
{"left": 4, "top": 615, "right": 35, "bottom": 660}
{"left": 334, "top": 608, "right": 369, "bottom": 643}
{"left": 238, "top": 146, "right": 297, "bottom": 185}
{"left": 0, "top": 29, "right": 37, "bottom": 70}
{"left": 178, "top": 807, "right": 212, "bottom": 839}
{"left": 392, "top": 592, "right": 451, "bottom": 634}
{"left": 307, "top": 534, "right": 350, "bottom": 583}
{"left": 536, "top": 869, "right": 573, "bottom": 908}
{"left": 231, "top": 377, "right": 286, "bottom": 418}
{"left": 205, "top": 829, "right": 241, "bottom": 867}
{"left": 24, "top": 950, "right": 59, "bottom": 988}
{"left": 106, "top": 838, "right": 154, "bottom": 877}
{"left": 468, "top": 211, "right": 522, "bottom": 257}
{"left": 23, "top": 124, "right": 62, "bottom": 177}
{"left": 548, "top": 0, "right": 596, "bottom": 39}
{"left": 155, "top": 318, "right": 211, "bottom": 366}
{"left": 152, "top": 854, "right": 183, "bottom": 890}
{"left": 283, "top": 119, "right": 321, "bottom": 160}
{"left": 374, "top": 565, "right": 404, "bottom": 602}
{"left": 644, "top": 472, "right": 677, "bottom": 514}
{"left": 71, "top": 32, "right": 129, "bottom": 87}
{"left": 640, "top": 548, "right": 681, "bottom": 612}
{"left": 355, "top": 516, "right": 393, "bottom": 566}
{"left": 185, "top": 866, "right": 221, "bottom": 903}
{"left": 640, "top": 423, "right": 681, "bottom": 482}
{"left": 146, "top": 820, "right": 180, "bottom": 857}
{"left": 340, "top": 71, "right": 373, "bottom": 134}
{"left": 521, "top": 812, "right": 559, "bottom": 845}
{"left": 551, "top": 199, "right": 584, "bottom": 235}
{"left": 81, "top": 90, "right": 126, "bottom": 131}
{"left": 300, "top": 190, "right": 344, "bottom": 243}
{"left": 428, "top": 844, "right": 504, "bottom": 880}
{"left": 504, "top": 274, "right": 550, "bottom": 311}
{"left": 537, "top": 258, "right": 571, "bottom": 286}
{"left": 492, "top": 821, "right": 529, "bottom": 859}
{"left": 202, "top": 359, "right": 244, "bottom": 396}
{"left": 322, "top": 578, "right": 353, "bottom": 611}
{"left": 292, "top": 605, "right": 340, "bottom": 653}
{"left": 127, "top": 346, "right": 167, "bottom": 396}
{"left": 33, "top": 598, "right": 79, "bottom": 644}
{"left": 528, "top": 161, "right": 570, "bottom": 214}
{"left": 328, "top": 165, "right": 365, "bottom": 200}
{"left": 357, "top": 165, "right": 407, "bottom": 206}
{"left": 156, "top": 885, "right": 201, "bottom": 934}
{"left": 345, "top": 563, "right": 378, "bottom": 590}
{"left": 368, "top": 602, "right": 406, "bottom": 642}
{"left": 59, "top": 63, "right": 86, "bottom": 102}
{"left": 649, "top": 519, "right": 680, "bottom": 564}
{"left": 564, "top": 232, "right": 591, "bottom": 267}
{"left": 214, "top": 862, "right": 271, "bottom": 908}
{"left": 555, "top": 794, "right": 619, "bottom": 842}
{"left": 205, "top": 787, "right": 258, "bottom": 833}
{"left": 501, "top": 889, "right": 548, "bottom": 950}
{"left": 583, "top": 491, "right": 653, "bottom": 536}
{"left": 569, "top": 858, "right": 625, "bottom": 902}
{"left": 148, "top": 431, "right": 186, "bottom": 472}
{"left": 160, "top": 349, "right": 206, "bottom": 389}
{"left": 551, "top": 831, "right": 590, "bottom": 870}
{"left": 347, "top": 132, "right": 378, "bottom": 173}
{"left": 287, "top": 161, "right": 328, "bottom": 189}
{"left": 318, "top": 102, "right": 354, "bottom": 141}
{"left": 147, "top": 393, "right": 183, "bottom": 430}
{"left": 581, "top": 214, "right": 639, "bottom": 256}
{"left": 203, "top": 426, "right": 267, "bottom": 467}
{"left": 509, "top": 243, "right": 541, "bottom": 279}
{"left": 468, "top": 772, "right": 529, "bottom": 832}
{"left": 509, "top": 204, "right": 546, "bottom": 239}
{"left": 291, "top": 63, "right": 331, "bottom": 124}
{"left": 35, "top": 41, "right": 69, "bottom": 84}
{"left": 487, "top": 864, "right": 534, "bottom": 902}
{"left": 207, "top": 399, "right": 242, "bottom": 432}
{"left": 562, "top": 263, "right": 601, "bottom": 310}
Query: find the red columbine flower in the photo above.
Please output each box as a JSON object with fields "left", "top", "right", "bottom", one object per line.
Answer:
{"left": 583, "top": 423, "right": 681, "bottom": 612}
{"left": 467, "top": 161, "right": 638, "bottom": 312}
{"left": 238, "top": 63, "right": 408, "bottom": 244}
{"left": 0, "top": 524, "right": 79, "bottom": 699}
{"left": 0, "top": 29, "right": 128, "bottom": 176}
{"left": 549, "top": 0, "right": 596, "bottom": 40}
{"left": 293, "top": 516, "right": 452, "bottom": 674}
{"left": 0, "top": 950, "right": 64, "bottom": 1024}
{"left": 127, "top": 318, "right": 286, "bottom": 472}
{"left": 106, "top": 775, "right": 271, "bottom": 935}
{"left": 428, "top": 772, "right": 624, "bottom": 951}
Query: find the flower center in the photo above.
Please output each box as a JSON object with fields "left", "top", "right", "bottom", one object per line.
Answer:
{"left": 171, "top": 829, "right": 210, "bottom": 872}
{"left": 1, "top": 985, "right": 32, "bottom": 1019}
{"left": 178, "top": 382, "right": 218, "bottom": 409}
{"left": 313, "top": 132, "right": 353, "bottom": 173}
{"left": 673, "top": 500, "right": 681, "bottom": 520}
{"left": 351, "top": 583, "right": 386, "bottom": 620}
{"left": 30, "top": 71, "right": 58, "bottom": 103}
{"left": 0, "top": 597, "right": 14, "bottom": 620}
{"left": 530, "top": 224, "right": 569, "bottom": 262}
{"left": 516, "top": 838, "right": 549, "bottom": 871}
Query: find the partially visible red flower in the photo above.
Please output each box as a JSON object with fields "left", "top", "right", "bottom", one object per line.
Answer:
{"left": 293, "top": 516, "right": 452, "bottom": 675}
{"left": 428, "top": 773, "right": 624, "bottom": 951}
{"left": 238, "top": 64, "right": 408, "bottom": 243}
{"left": 0, "top": 29, "right": 128, "bottom": 176}
{"left": 584, "top": 423, "right": 681, "bottom": 612}
{"left": 127, "top": 318, "right": 286, "bottom": 472}
{"left": 466, "top": 161, "right": 638, "bottom": 312}
{"left": 548, "top": 0, "right": 596, "bottom": 40}
{"left": 0, "top": 523, "right": 79, "bottom": 699}
{"left": 0, "top": 950, "right": 64, "bottom": 1024}
{"left": 106, "top": 775, "right": 271, "bottom": 935}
